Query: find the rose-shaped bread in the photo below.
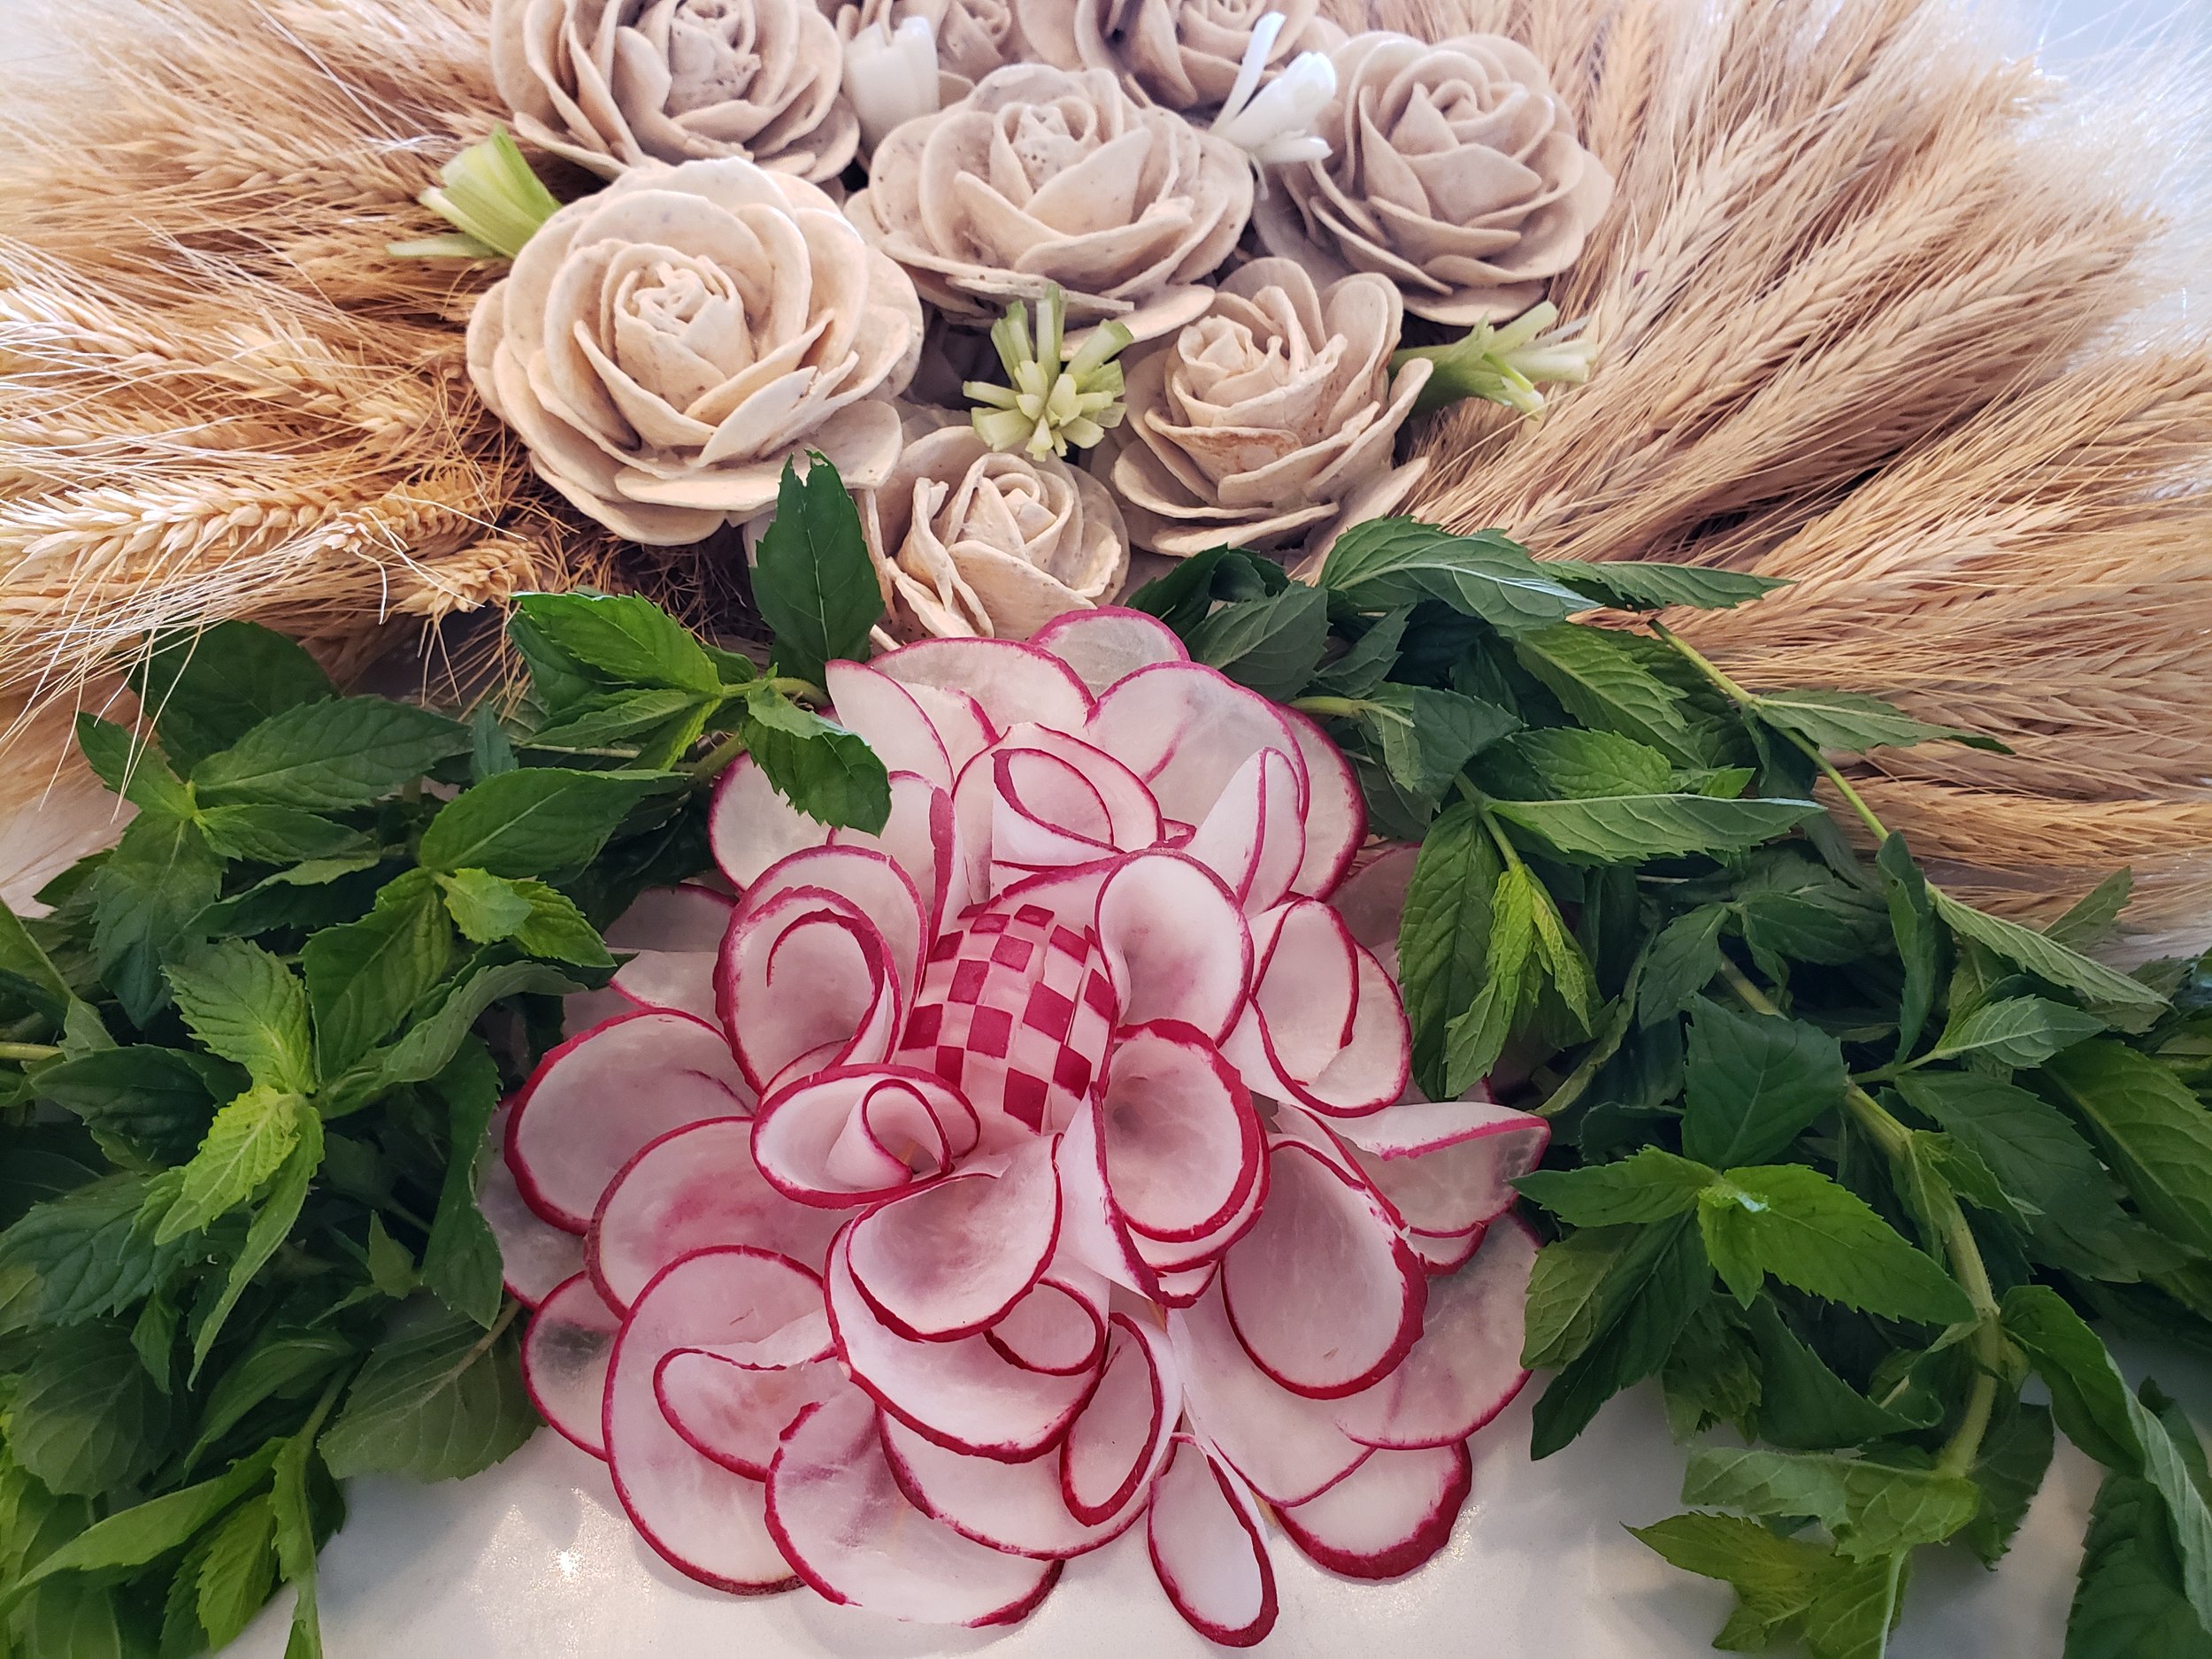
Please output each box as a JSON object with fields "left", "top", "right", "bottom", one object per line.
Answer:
{"left": 1253, "top": 31, "right": 1613, "bottom": 325}
{"left": 864, "top": 426, "right": 1129, "bottom": 638}
{"left": 1098, "top": 257, "right": 1430, "bottom": 560}
{"left": 1018, "top": 0, "right": 1343, "bottom": 111}
{"left": 845, "top": 64, "right": 1254, "bottom": 342}
{"left": 493, "top": 0, "right": 858, "bottom": 181}
{"left": 465, "top": 157, "right": 923, "bottom": 545}
{"left": 819, "top": 0, "right": 1033, "bottom": 85}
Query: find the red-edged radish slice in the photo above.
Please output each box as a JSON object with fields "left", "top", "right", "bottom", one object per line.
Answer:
{"left": 521, "top": 1272, "right": 621, "bottom": 1457}
{"left": 1152, "top": 1262, "right": 1218, "bottom": 1307}
{"left": 1062, "top": 1313, "right": 1179, "bottom": 1525}
{"left": 1085, "top": 661, "right": 1309, "bottom": 831}
{"left": 1094, "top": 1023, "right": 1263, "bottom": 1244}
{"left": 656, "top": 1339, "right": 837, "bottom": 1480}
{"left": 479, "top": 1101, "right": 587, "bottom": 1302}
{"left": 1278, "top": 1441, "right": 1472, "bottom": 1579}
{"left": 1406, "top": 1224, "right": 1486, "bottom": 1275}
{"left": 822, "top": 660, "right": 955, "bottom": 789}
{"left": 826, "top": 1229, "right": 1099, "bottom": 1461}
{"left": 710, "top": 752, "right": 831, "bottom": 888}
{"left": 828, "top": 772, "right": 963, "bottom": 934}
{"left": 1219, "top": 1135, "right": 1425, "bottom": 1400}
{"left": 874, "top": 636, "right": 1094, "bottom": 736}
{"left": 846, "top": 1135, "right": 1061, "bottom": 1340}
{"left": 1029, "top": 606, "right": 1189, "bottom": 695}
{"left": 1168, "top": 1281, "right": 1371, "bottom": 1504}
{"left": 1223, "top": 899, "right": 1409, "bottom": 1118}
{"left": 603, "top": 1248, "right": 819, "bottom": 1594}
{"left": 1147, "top": 1435, "right": 1278, "bottom": 1648}
{"left": 879, "top": 1414, "right": 1141, "bottom": 1560}
{"left": 984, "top": 1277, "right": 1107, "bottom": 1376}
{"left": 508, "top": 1012, "right": 755, "bottom": 1231}
{"left": 1329, "top": 1215, "right": 1536, "bottom": 1449}
{"left": 1281, "top": 706, "right": 1364, "bottom": 899}
{"left": 718, "top": 893, "right": 901, "bottom": 1094}
{"left": 1183, "top": 746, "right": 1305, "bottom": 916}
{"left": 603, "top": 884, "right": 733, "bottom": 1023}
{"left": 902, "top": 680, "right": 997, "bottom": 780}
{"left": 1327, "top": 842, "right": 1417, "bottom": 976}
{"left": 734, "top": 845, "right": 926, "bottom": 1009}
{"left": 589, "top": 1117, "right": 843, "bottom": 1307}
{"left": 1053, "top": 1099, "right": 1156, "bottom": 1297}
{"left": 1093, "top": 853, "right": 1251, "bottom": 1041}
{"left": 767, "top": 1381, "right": 1062, "bottom": 1624}
{"left": 1335, "top": 1094, "right": 1550, "bottom": 1236}
{"left": 750, "top": 1065, "right": 980, "bottom": 1206}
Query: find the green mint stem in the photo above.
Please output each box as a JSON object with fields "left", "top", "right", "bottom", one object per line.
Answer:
{"left": 0, "top": 1041, "right": 60, "bottom": 1063}
{"left": 690, "top": 732, "right": 750, "bottom": 785}
{"left": 1289, "top": 695, "right": 1373, "bottom": 719}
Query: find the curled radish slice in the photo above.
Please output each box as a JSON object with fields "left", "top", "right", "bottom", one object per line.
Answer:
{"left": 826, "top": 1230, "right": 1098, "bottom": 1461}
{"left": 1053, "top": 1099, "right": 1156, "bottom": 1298}
{"left": 1169, "top": 1281, "right": 1371, "bottom": 1505}
{"left": 1147, "top": 1434, "right": 1279, "bottom": 1649}
{"left": 984, "top": 1278, "right": 1107, "bottom": 1376}
{"left": 750, "top": 1065, "right": 980, "bottom": 1206}
{"left": 822, "top": 661, "right": 955, "bottom": 789}
{"left": 603, "top": 1248, "right": 822, "bottom": 1594}
{"left": 902, "top": 680, "right": 997, "bottom": 780}
{"left": 710, "top": 753, "right": 831, "bottom": 888}
{"left": 589, "top": 1117, "right": 843, "bottom": 1308}
{"left": 1406, "top": 1224, "right": 1486, "bottom": 1276}
{"left": 828, "top": 772, "right": 963, "bottom": 934}
{"left": 1183, "top": 746, "right": 1305, "bottom": 916}
{"left": 1327, "top": 842, "right": 1417, "bottom": 975}
{"left": 657, "top": 1345, "right": 837, "bottom": 1480}
{"left": 1061, "top": 1313, "right": 1179, "bottom": 1525}
{"left": 521, "top": 1272, "right": 621, "bottom": 1458}
{"left": 507, "top": 1012, "right": 756, "bottom": 1232}
{"left": 718, "top": 894, "right": 902, "bottom": 1095}
{"left": 605, "top": 884, "right": 733, "bottom": 1024}
{"left": 1219, "top": 1134, "right": 1425, "bottom": 1399}
{"left": 1281, "top": 705, "right": 1365, "bottom": 899}
{"left": 1093, "top": 853, "right": 1252, "bottom": 1040}
{"left": 873, "top": 635, "right": 1094, "bottom": 737}
{"left": 734, "top": 846, "right": 926, "bottom": 1010}
{"left": 1329, "top": 1215, "right": 1537, "bottom": 1450}
{"left": 879, "top": 1413, "right": 1141, "bottom": 1560}
{"left": 1094, "top": 1023, "right": 1262, "bottom": 1244}
{"left": 846, "top": 1135, "right": 1062, "bottom": 1340}
{"left": 984, "top": 740, "right": 1165, "bottom": 893}
{"left": 1278, "top": 1441, "right": 1472, "bottom": 1580}
{"left": 1335, "top": 1095, "right": 1551, "bottom": 1236}
{"left": 1085, "top": 661, "right": 1308, "bottom": 831}
{"left": 1028, "top": 606, "right": 1189, "bottom": 695}
{"left": 479, "top": 1102, "right": 586, "bottom": 1303}
{"left": 1223, "top": 899, "right": 1409, "bottom": 1117}
{"left": 767, "top": 1381, "right": 1062, "bottom": 1625}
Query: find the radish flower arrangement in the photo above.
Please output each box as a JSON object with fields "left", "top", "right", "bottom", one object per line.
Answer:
{"left": 494, "top": 614, "right": 1546, "bottom": 1640}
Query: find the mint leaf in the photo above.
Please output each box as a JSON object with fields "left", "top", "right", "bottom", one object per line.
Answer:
{"left": 74, "top": 713, "right": 193, "bottom": 817}
{"left": 1529, "top": 1215, "right": 1708, "bottom": 1457}
{"left": 1522, "top": 1224, "right": 1636, "bottom": 1371}
{"left": 420, "top": 1042, "right": 505, "bottom": 1327}
{"left": 12, "top": 1321, "right": 174, "bottom": 1496}
{"left": 2047, "top": 1040, "right": 2212, "bottom": 1257}
{"left": 1753, "top": 687, "right": 2007, "bottom": 754}
{"left": 1503, "top": 726, "right": 1672, "bottom": 798}
{"left": 1681, "top": 999, "right": 1847, "bottom": 1167}
{"left": 435, "top": 867, "right": 534, "bottom": 941}
{"left": 196, "top": 1494, "right": 277, "bottom": 1647}
{"left": 525, "top": 687, "right": 710, "bottom": 765}
{"left": 1548, "top": 560, "right": 1791, "bottom": 612}
{"left": 1681, "top": 1445, "right": 1982, "bottom": 1558}
{"left": 166, "top": 941, "right": 314, "bottom": 1093}
{"left": 750, "top": 454, "right": 880, "bottom": 687}
{"left": 158, "top": 1084, "right": 303, "bottom": 1244}
{"left": 363, "top": 958, "right": 581, "bottom": 1092}
{"left": 1878, "top": 833, "right": 1941, "bottom": 1061}
{"left": 0, "top": 895, "right": 77, "bottom": 1023}
{"left": 269, "top": 1433, "right": 325, "bottom": 1659}
{"left": 1489, "top": 792, "right": 1818, "bottom": 863}
{"left": 1732, "top": 849, "right": 1889, "bottom": 973}
{"left": 1517, "top": 1147, "right": 1714, "bottom": 1225}
{"left": 418, "top": 766, "right": 677, "bottom": 876}
{"left": 88, "top": 812, "right": 222, "bottom": 1024}
{"left": 1932, "top": 890, "right": 2164, "bottom": 1011}
{"left": 1962, "top": 1403, "right": 2055, "bottom": 1565}
{"left": 1640, "top": 905, "right": 1728, "bottom": 1026}
{"left": 302, "top": 869, "right": 455, "bottom": 1076}
{"left": 319, "top": 1304, "right": 536, "bottom": 1482}
{"left": 1443, "top": 859, "right": 1538, "bottom": 1094}
{"left": 1317, "top": 518, "right": 1588, "bottom": 634}
{"left": 1740, "top": 1298, "right": 1922, "bottom": 1451}
{"left": 437, "top": 868, "right": 610, "bottom": 964}
{"left": 192, "top": 697, "right": 467, "bottom": 810}
{"left": 1699, "top": 1164, "right": 1975, "bottom": 1325}
{"left": 1513, "top": 623, "right": 1696, "bottom": 759}
{"left": 1363, "top": 684, "right": 1518, "bottom": 805}
{"left": 1925, "top": 995, "right": 2105, "bottom": 1068}
{"left": 190, "top": 1109, "right": 325, "bottom": 1374}
{"left": 1184, "top": 583, "right": 1331, "bottom": 702}
{"left": 0, "top": 1175, "right": 193, "bottom": 1331}
{"left": 31, "top": 1048, "right": 234, "bottom": 1167}
{"left": 1126, "top": 544, "right": 1289, "bottom": 633}
{"left": 509, "top": 591, "right": 719, "bottom": 694}
{"left": 471, "top": 703, "right": 518, "bottom": 780}
{"left": 741, "top": 696, "right": 892, "bottom": 833}
{"left": 1397, "top": 803, "right": 1502, "bottom": 1098}
{"left": 2069, "top": 1470, "right": 2212, "bottom": 1659}
{"left": 2049, "top": 869, "right": 2135, "bottom": 954}
{"left": 1308, "top": 606, "right": 1409, "bottom": 698}
{"left": 188, "top": 1324, "right": 353, "bottom": 1469}
{"left": 1631, "top": 1511, "right": 1832, "bottom": 1649}
{"left": 133, "top": 620, "right": 334, "bottom": 774}
{"left": 195, "top": 804, "right": 362, "bottom": 864}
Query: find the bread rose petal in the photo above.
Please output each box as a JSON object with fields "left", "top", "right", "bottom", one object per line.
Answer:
{"left": 1023, "top": 0, "right": 1343, "bottom": 113}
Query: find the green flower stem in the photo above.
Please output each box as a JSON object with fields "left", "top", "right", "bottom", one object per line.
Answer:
{"left": 1392, "top": 302, "right": 1596, "bottom": 420}
{"left": 0, "top": 1042, "right": 59, "bottom": 1063}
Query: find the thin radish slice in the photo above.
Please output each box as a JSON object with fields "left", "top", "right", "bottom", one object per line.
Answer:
{"left": 847, "top": 1135, "right": 1062, "bottom": 1340}
{"left": 1093, "top": 853, "right": 1252, "bottom": 1041}
{"left": 901, "top": 680, "right": 997, "bottom": 780}
{"left": 984, "top": 1277, "right": 1106, "bottom": 1376}
{"left": 521, "top": 1272, "right": 621, "bottom": 1458}
{"left": 982, "top": 857, "right": 1116, "bottom": 933}
{"left": 1147, "top": 1435, "right": 1278, "bottom": 1648}
{"left": 1094, "top": 1023, "right": 1262, "bottom": 1244}
{"left": 823, "top": 661, "right": 955, "bottom": 789}
{"left": 1153, "top": 1262, "right": 1217, "bottom": 1308}
{"left": 826, "top": 1229, "right": 1098, "bottom": 1461}
{"left": 1168, "top": 1281, "right": 1371, "bottom": 1504}
{"left": 1062, "top": 1313, "right": 1179, "bottom": 1525}
{"left": 734, "top": 846, "right": 926, "bottom": 1009}
{"left": 1053, "top": 1099, "right": 1156, "bottom": 1297}
{"left": 508, "top": 1012, "right": 755, "bottom": 1231}
{"left": 828, "top": 772, "right": 962, "bottom": 933}
{"left": 1219, "top": 1138, "right": 1425, "bottom": 1400}
{"left": 480, "top": 1101, "right": 587, "bottom": 1302}
{"left": 1223, "top": 900, "right": 1409, "bottom": 1118}
{"left": 710, "top": 752, "right": 831, "bottom": 889}
{"left": 873, "top": 636, "right": 1094, "bottom": 736}
{"left": 657, "top": 1348, "right": 837, "bottom": 1480}
{"left": 1278, "top": 1442, "right": 1472, "bottom": 1580}
{"left": 1329, "top": 1215, "right": 1537, "bottom": 1449}
{"left": 750, "top": 1065, "right": 980, "bottom": 1207}
{"left": 1406, "top": 1224, "right": 1486, "bottom": 1275}
{"left": 1327, "top": 843, "right": 1417, "bottom": 976}
{"left": 984, "top": 738, "right": 1165, "bottom": 893}
{"left": 605, "top": 885, "right": 735, "bottom": 1021}
{"left": 1280, "top": 706, "right": 1365, "bottom": 899}
{"left": 879, "top": 1414, "right": 1141, "bottom": 1560}
{"left": 1029, "top": 606, "right": 1189, "bottom": 695}
{"left": 1335, "top": 1095, "right": 1550, "bottom": 1236}
{"left": 603, "top": 1248, "right": 821, "bottom": 1594}
{"left": 718, "top": 893, "right": 901, "bottom": 1095}
{"left": 611, "top": 953, "right": 718, "bottom": 1024}
{"left": 1085, "top": 661, "right": 1308, "bottom": 831}
{"left": 589, "top": 1117, "right": 843, "bottom": 1307}
{"left": 1183, "top": 746, "right": 1305, "bottom": 916}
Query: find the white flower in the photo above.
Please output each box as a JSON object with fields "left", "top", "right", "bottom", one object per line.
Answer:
{"left": 841, "top": 12, "right": 941, "bottom": 150}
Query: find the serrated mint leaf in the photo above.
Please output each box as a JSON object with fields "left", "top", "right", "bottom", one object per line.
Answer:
{"left": 741, "top": 697, "right": 891, "bottom": 833}
{"left": 1547, "top": 559, "right": 1791, "bottom": 612}
{"left": 192, "top": 697, "right": 468, "bottom": 810}
{"left": 0, "top": 896, "right": 76, "bottom": 1024}
{"left": 1489, "top": 792, "right": 1817, "bottom": 864}
{"left": 1529, "top": 1214, "right": 1708, "bottom": 1458}
{"left": 1512, "top": 623, "right": 1696, "bottom": 759}
{"left": 524, "top": 686, "right": 711, "bottom": 766}
{"left": 1640, "top": 904, "right": 1728, "bottom": 1027}
{"left": 750, "top": 455, "right": 880, "bottom": 687}
{"left": 1126, "top": 544, "right": 1289, "bottom": 634}
{"left": 2046, "top": 1041, "right": 2212, "bottom": 1257}
{"left": 193, "top": 804, "right": 362, "bottom": 864}
{"left": 0, "top": 1174, "right": 194, "bottom": 1332}
{"left": 1740, "top": 1298, "right": 1920, "bottom": 1451}
{"left": 2049, "top": 868, "right": 2135, "bottom": 955}
{"left": 1363, "top": 684, "right": 1518, "bottom": 805}
{"left": 417, "top": 766, "right": 678, "bottom": 877}
{"left": 1680, "top": 1445, "right": 1981, "bottom": 1558}
{"left": 1698, "top": 1164, "right": 1974, "bottom": 1325}
{"left": 1183, "top": 582, "right": 1331, "bottom": 702}
{"left": 319, "top": 1303, "right": 536, "bottom": 1482}
{"left": 300, "top": 869, "right": 456, "bottom": 1079}
{"left": 133, "top": 620, "right": 335, "bottom": 775}
{"left": 510, "top": 592, "right": 718, "bottom": 695}
{"left": 12, "top": 1320, "right": 175, "bottom": 1496}
{"left": 89, "top": 812, "right": 222, "bottom": 1025}
{"left": 1521, "top": 1225, "right": 1636, "bottom": 1371}
{"left": 1927, "top": 995, "right": 2105, "bottom": 1068}
{"left": 1878, "top": 833, "right": 1940, "bottom": 1062}
{"left": 188, "top": 1322, "right": 354, "bottom": 1469}
{"left": 1932, "top": 890, "right": 2164, "bottom": 1011}
{"left": 196, "top": 1494, "right": 277, "bottom": 1648}
{"left": 1962, "top": 1403, "right": 2055, "bottom": 1566}
{"left": 166, "top": 941, "right": 314, "bottom": 1093}
{"left": 420, "top": 1042, "right": 506, "bottom": 1327}
{"left": 470, "top": 703, "right": 518, "bottom": 781}
{"left": 436, "top": 867, "right": 611, "bottom": 966}
{"left": 74, "top": 713, "right": 193, "bottom": 818}
{"left": 1630, "top": 1510, "right": 1832, "bottom": 1650}
{"left": 1317, "top": 518, "right": 1588, "bottom": 634}
{"left": 434, "top": 867, "right": 534, "bottom": 943}
{"left": 1443, "top": 860, "right": 1538, "bottom": 1096}
{"left": 1731, "top": 849, "right": 1889, "bottom": 973}
{"left": 1308, "top": 606, "right": 1409, "bottom": 698}
{"left": 1502, "top": 726, "right": 1671, "bottom": 798}
{"left": 2068, "top": 1470, "right": 2212, "bottom": 1659}
{"left": 1517, "top": 1147, "right": 1714, "bottom": 1225}
{"left": 364, "top": 959, "right": 582, "bottom": 1093}
{"left": 1397, "top": 803, "right": 1499, "bottom": 1100}
{"left": 1753, "top": 687, "right": 2007, "bottom": 755}
{"left": 158, "top": 1084, "right": 303, "bottom": 1244}
{"left": 1681, "top": 999, "right": 1846, "bottom": 1167}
